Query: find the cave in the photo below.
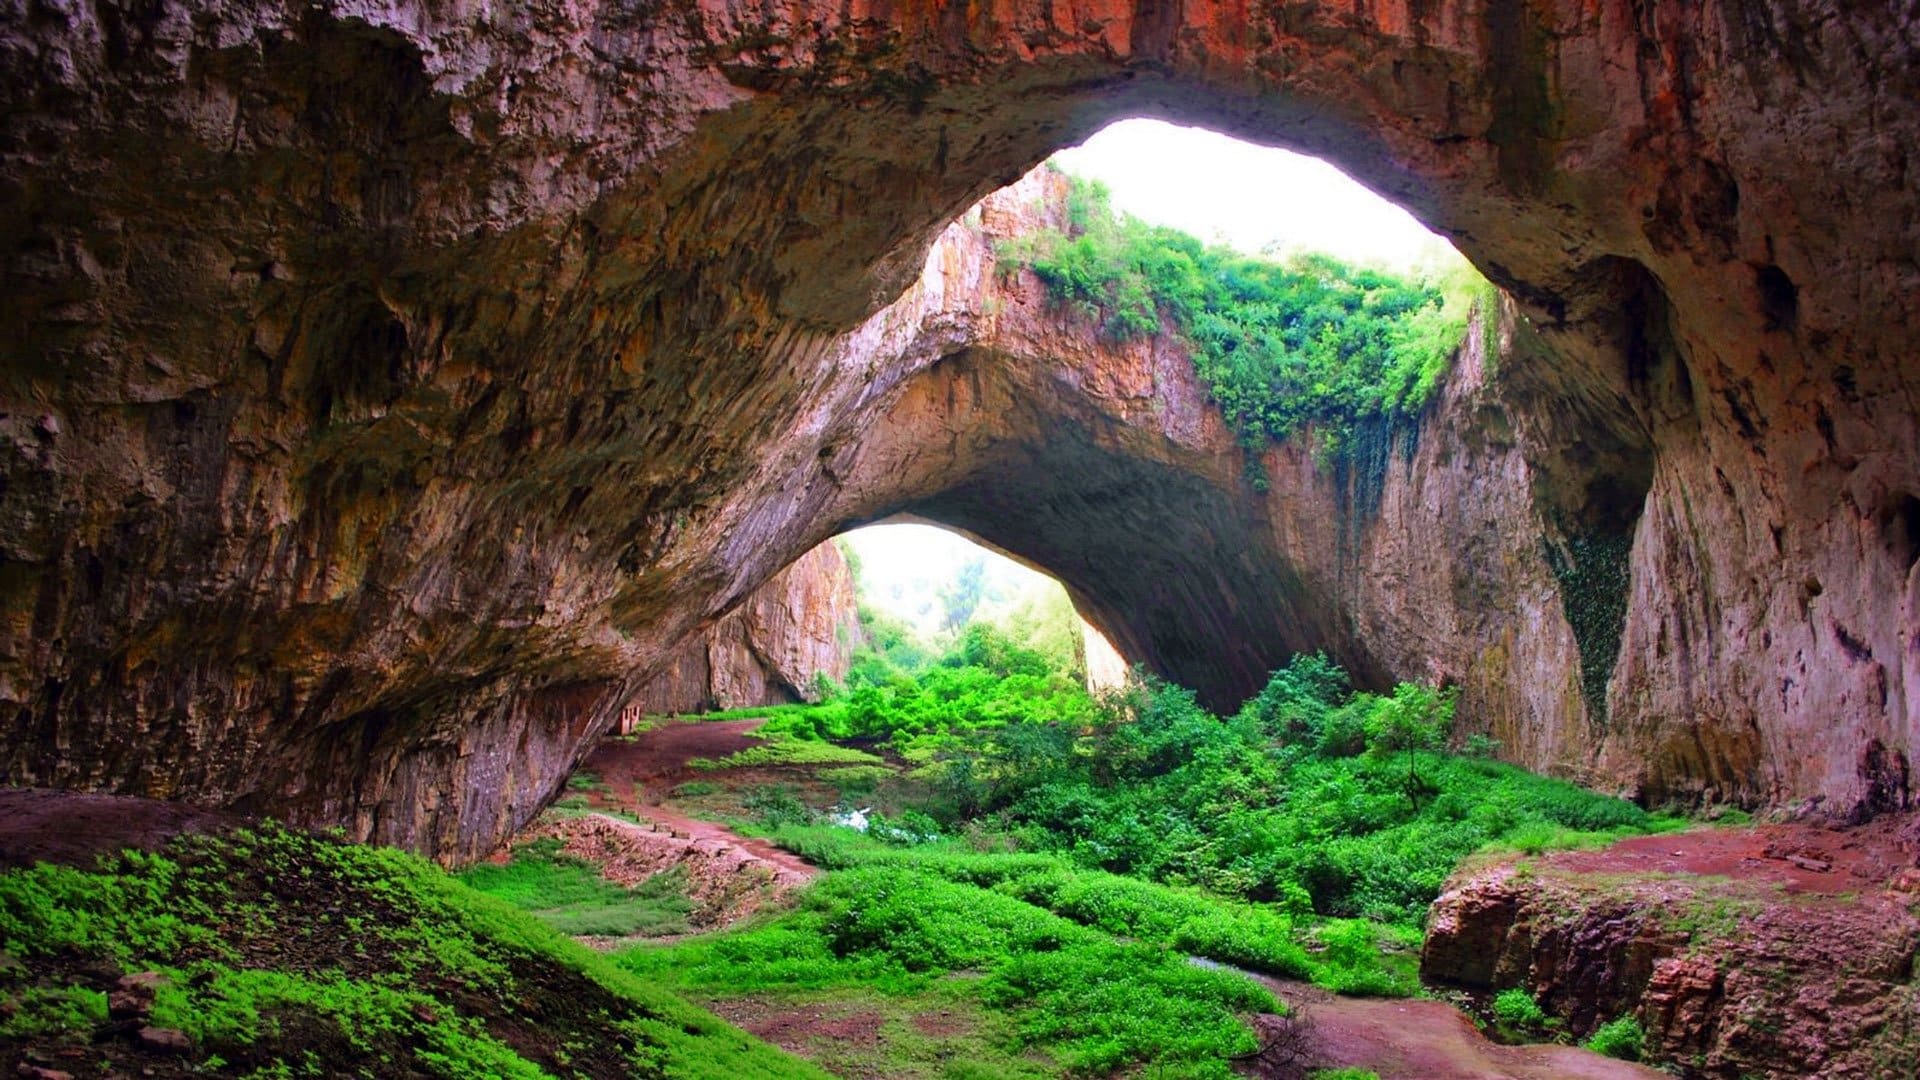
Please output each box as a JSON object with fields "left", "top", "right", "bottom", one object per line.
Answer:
{"left": 2, "top": 2, "right": 1915, "bottom": 869}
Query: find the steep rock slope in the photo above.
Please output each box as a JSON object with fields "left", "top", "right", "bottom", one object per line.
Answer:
{"left": 627, "top": 541, "right": 861, "bottom": 719}
{"left": 2, "top": 2, "right": 1915, "bottom": 856}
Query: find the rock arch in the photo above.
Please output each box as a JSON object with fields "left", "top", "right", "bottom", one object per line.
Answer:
{"left": 1, "top": 2, "right": 1914, "bottom": 857}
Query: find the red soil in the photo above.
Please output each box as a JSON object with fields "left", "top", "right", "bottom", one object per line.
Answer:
{"left": 582, "top": 717, "right": 769, "bottom": 797}
{"left": 704, "top": 997, "right": 886, "bottom": 1052}
{"left": 1548, "top": 812, "right": 1920, "bottom": 894}
{"left": 1242, "top": 976, "right": 1666, "bottom": 1080}
{"left": 574, "top": 717, "right": 819, "bottom": 883}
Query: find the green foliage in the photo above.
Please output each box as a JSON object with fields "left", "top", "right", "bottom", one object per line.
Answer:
{"left": 1585, "top": 1015, "right": 1645, "bottom": 1061}
{"left": 747, "top": 825, "right": 1362, "bottom": 991}
{"left": 455, "top": 837, "right": 693, "bottom": 938}
{"left": 1491, "top": 987, "right": 1552, "bottom": 1037}
{"left": 1361, "top": 681, "right": 1456, "bottom": 806}
{"left": 938, "top": 558, "right": 989, "bottom": 632}
{"left": 1546, "top": 531, "right": 1635, "bottom": 719}
{"left": 689, "top": 734, "right": 885, "bottom": 770}
{"left": 1003, "top": 176, "right": 1493, "bottom": 451}
{"left": 0, "top": 823, "right": 827, "bottom": 1079}
{"left": 0, "top": 986, "right": 107, "bottom": 1038}
{"left": 618, "top": 865, "right": 1274, "bottom": 1078}
{"left": 759, "top": 626, "right": 1095, "bottom": 753}
{"left": 910, "top": 665, "right": 1659, "bottom": 925}
{"left": 742, "top": 786, "right": 815, "bottom": 829}
{"left": 1311, "top": 1070, "right": 1383, "bottom": 1080}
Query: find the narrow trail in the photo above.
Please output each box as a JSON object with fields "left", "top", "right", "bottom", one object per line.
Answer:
{"left": 577, "top": 807, "right": 818, "bottom": 887}
{"left": 574, "top": 716, "right": 820, "bottom": 883}
{"left": 1220, "top": 966, "right": 1666, "bottom": 1080}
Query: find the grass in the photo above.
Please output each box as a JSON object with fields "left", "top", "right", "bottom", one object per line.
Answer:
{"left": 691, "top": 734, "right": 886, "bottom": 770}
{"left": 0, "top": 823, "right": 827, "bottom": 1079}
{"left": 740, "top": 824, "right": 1418, "bottom": 997}
{"left": 1585, "top": 1015, "right": 1646, "bottom": 1061}
{"left": 618, "top": 865, "right": 1278, "bottom": 1079}
{"left": 455, "top": 837, "right": 694, "bottom": 938}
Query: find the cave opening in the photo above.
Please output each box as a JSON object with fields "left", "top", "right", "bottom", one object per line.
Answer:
{"left": 834, "top": 518, "right": 1129, "bottom": 694}
{"left": 743, "top": 117, "right": 1489, "bottom": 714}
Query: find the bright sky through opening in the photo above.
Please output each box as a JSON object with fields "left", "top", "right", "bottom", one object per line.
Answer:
{"left": 1049, "top": 119, "right": 1460, "bottom": 271}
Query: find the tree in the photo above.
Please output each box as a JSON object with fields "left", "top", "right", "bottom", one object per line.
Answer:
{"left": 938, "top": 557, "right": 987, "bottom": 631}
{"left": 1362, "top": 682, "right": 1456, "bottom": 806}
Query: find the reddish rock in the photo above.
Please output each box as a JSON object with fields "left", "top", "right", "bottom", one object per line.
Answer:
{"left": 1424, "top": 821, "right": 1920, "bottom": 1077}
{"left": 0, "top": 3, "right": 1916, "bottom": 859}
{"left": 135, "top": 1027, "right": 190, "bottom": 1054}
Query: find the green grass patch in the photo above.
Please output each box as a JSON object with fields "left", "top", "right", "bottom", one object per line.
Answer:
{"left": 0, "top": 823, "right": 826, "bottom": 1079}
{"left": 691, "top": 735, "right": 885, "bottom": 770}
{"left": 695, "top": 703, "right": 818, "bottom": 721}
{"left": 745, "top": 825, "right": 1416, "bottom": 996}
{"left": 455, "top": 837, "right": 693, "bottom": 938}
{"left": 619, "top": 865, "right": 1276, "bottom": 1078}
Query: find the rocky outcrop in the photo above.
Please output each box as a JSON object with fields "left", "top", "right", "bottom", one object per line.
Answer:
{"left": 2, "top": 2, "right": 1917, "bottom": 857}
{"left": 810, "top": 173, "right": 1592, "bottom": 774}
{"left": 1423, "top": 822, "right": 1920, "bottom": 1077}
{"left": 625, "top": 541, "right": 860, "bottom": 720}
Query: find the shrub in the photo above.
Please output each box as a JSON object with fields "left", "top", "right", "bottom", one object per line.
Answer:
{"left": 1585, "top": 1015, "right": 1645, "bottom": 1061}
{"left": 1491, "top": 987, "right": 1551, "bottom": 1035}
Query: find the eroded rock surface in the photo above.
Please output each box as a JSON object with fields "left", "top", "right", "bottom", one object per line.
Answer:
{"left": 2, "top": 2, "right": 1916, "bottom": 857}
{"left": 626, "top": 541, "right": 860, "bottom": 719}
{"left": 1424, "top": 819, "right": 1920, "bottom": 1077}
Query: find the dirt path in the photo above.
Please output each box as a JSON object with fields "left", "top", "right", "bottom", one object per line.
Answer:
{"left": 0, "top": 787, "right": 248, "bottom": 868}
{"left": 570, "top": 717, "right": 820, "bottom": 885}
{"left": 1547, "top": 811, "right": 1920, "bottom": 893}
{"left": 582, "top": 717, "right": 771, "bottom": 800}
{"left": 1223, "top": 967, "right": 1665, "bottom": 1080}
{"left": 577, "top": 807, "right": 818, "bottom": 886}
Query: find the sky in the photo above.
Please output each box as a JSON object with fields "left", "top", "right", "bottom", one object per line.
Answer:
{"left": 1049, "top": 118, "right": 1459, "bottom": 271}
{"left": 840, "top": 523, "right": 1058, "bottom": 638}
{"left": 845, "top": 121, "right": 1460, "bottom": 626}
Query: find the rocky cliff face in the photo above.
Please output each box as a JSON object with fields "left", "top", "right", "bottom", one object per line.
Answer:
{"left": 1423, "top": 821, "right": 1920, "bottom": 1077}
{"left": 2, "top": 1, "right": 1915, "bottom": 858}
{"left": 626, "top": 541, "right": 860, "bottom": 720}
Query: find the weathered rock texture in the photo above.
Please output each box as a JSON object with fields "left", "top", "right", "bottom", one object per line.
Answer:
{"left": 624, "top": 541, "right": 860, "bottom": 721}
{"left": 1424, "top": 822, "right": 1920, "bottom": 1078}
{"left": 2, "top": 1, "right": 1917, "bottom": 858}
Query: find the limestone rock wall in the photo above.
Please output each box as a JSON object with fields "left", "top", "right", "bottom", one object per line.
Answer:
{"left": 1, "top": 1, "right": 1916, "bottom": 857}
{"left": 1424, "top": 846, "right": 1920, "bottom": 1077}
{"left": 626, "top": 541, "right": 861, "bottom": 720}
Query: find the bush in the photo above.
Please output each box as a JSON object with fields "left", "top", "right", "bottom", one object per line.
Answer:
{"left": 1491, "top": 987, "right": 1551, "bottom": 1035}
{"left": 1585, "top": 1015, "right": 1645, "bottom": 1061}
